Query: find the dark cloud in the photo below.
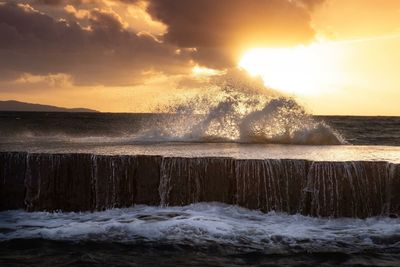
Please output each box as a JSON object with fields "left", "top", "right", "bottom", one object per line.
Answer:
{"left": 33, "top": 0, "right": 140, "bottom": 6}
{"left": 33, "top": 0, "right": 87, "bottom": 6}
{"left": 34, "top": 0, "right": 67, "bottom": 4}
{"left": 0, "top": 2, "right": 190, "bottom": 86}
{"left": 147, "top": 0, "right": 325, "bottom": 67}
{"left": 299, "top": 0, "right": 326, "bottom": 9}
{"left": 0, "top": 0, "right": 325, "bottom": 88}
{"left": 191, "top": 47, "right": 236, "bottom": 69}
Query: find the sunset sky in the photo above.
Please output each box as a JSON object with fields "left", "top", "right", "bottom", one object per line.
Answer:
{"left": 0, "top": 0, "right": 399, "bottom": 115}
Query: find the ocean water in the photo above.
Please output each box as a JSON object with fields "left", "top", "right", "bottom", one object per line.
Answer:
{"left": 1, "top": 112, "right": 399, "bottom": 146}
{"left": 1, "top": 112, "right": 400, "bottom": 266}
{"left": 1, "top": 203, "right": 400, "bottom": 266}
{"left": 319, "top": 116, "right": 400, "bottom": 146}
{"left": 1, "top": 112, "right": 400, "bottom": 163}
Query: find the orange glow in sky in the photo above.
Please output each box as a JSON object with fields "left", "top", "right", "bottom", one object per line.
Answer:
{"left": 1, "top": 0, "right": 400, "bottom": 115}
{"left": 239, "top": 44, "right": 344, "bottom": 96}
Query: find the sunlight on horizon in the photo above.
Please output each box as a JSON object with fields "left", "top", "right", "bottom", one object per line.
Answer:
{"left": 239, "top": 43, "right": 345, "bottom": 96}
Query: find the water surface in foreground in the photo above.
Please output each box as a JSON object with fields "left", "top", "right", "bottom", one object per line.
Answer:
{"left": 1, "top": 113, "right": 400, "bottom": 266}
{"left": 1, "top": 203, "right": 400, "bottom": 266}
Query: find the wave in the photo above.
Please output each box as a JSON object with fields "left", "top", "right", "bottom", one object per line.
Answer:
{"left": 1, "top": 203, "right": 399, "bottom": 254}
{"left": 0, "top": 71, "right": 345, "bottom": 146}
{"left": 138, "top": 71, "right": 345, "bottom": 145}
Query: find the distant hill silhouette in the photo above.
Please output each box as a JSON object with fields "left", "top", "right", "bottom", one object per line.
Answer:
{"left": 0, "top": 100, "right": 98, "bottom": 113}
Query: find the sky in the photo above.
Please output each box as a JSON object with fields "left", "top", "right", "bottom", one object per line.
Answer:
{"left": 0, "top": 0, "right": 399, "bottom": 115}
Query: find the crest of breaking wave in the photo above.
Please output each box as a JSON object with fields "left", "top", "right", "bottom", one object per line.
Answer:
{"left": 138, "top": 71, "right": 345, "bottom": 145}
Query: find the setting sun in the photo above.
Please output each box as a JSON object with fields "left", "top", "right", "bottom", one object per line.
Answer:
{"left": 1, "top": 1, "right": 400, "bottom": 265}
{"left": 239, "top": 44, "right": 343, "bottom": 95}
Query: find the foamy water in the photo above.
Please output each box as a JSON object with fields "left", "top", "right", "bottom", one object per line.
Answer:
{"left": 1, "top": 203, "right": 400, "bottom": 254}
{"left": 144, "top": 82, "right": 345, "bottom": 145}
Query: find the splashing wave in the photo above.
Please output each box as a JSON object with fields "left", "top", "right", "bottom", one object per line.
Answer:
{"left": 139, "top": 72, "right": 345, "bottom": 145}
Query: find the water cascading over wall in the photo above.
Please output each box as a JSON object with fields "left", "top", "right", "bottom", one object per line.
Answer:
{"left": 0, "top": 152, "right": 399, "bottom": 218}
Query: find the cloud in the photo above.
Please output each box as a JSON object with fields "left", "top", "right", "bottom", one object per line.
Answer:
{"left": 33, "top": 0, "right": 90, "bottom": 6}
{"left": 0, "top": 0, "right": 325, "bottom": 88}
{"left": 0, "top": 2, "right": 190, "bottom": 86}
{"left": 33, "top": 0, "right": 142, "bottom": 7}
{"left": 147, "top": 0, "right": 325, "bottom": 67}
{"left": 64, "top": 4, "right": 90, "bottom": 19}
{"left": 299, "top": 0, "right": 325, "bottom": 9}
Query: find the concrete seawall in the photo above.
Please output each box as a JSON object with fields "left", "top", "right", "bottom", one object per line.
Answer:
{"left": 1, "top": 152, "right": 399, "bottom": 218}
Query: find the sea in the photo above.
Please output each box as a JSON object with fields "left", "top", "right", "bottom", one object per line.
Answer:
{"left": 1, "top": 111, "right": 400, "bottom": 266}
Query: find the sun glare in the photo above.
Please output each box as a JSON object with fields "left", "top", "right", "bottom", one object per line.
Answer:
{"left": 239, "top": 44, "right": 343, "bottom": 95}
{"left": 192, "top": 65, "right": 224, "bottom": 76}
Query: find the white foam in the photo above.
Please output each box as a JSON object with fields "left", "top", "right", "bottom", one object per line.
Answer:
{"left": 1, "top": 203, "right": 399, "bottom": 253}
{"left": 136, "top": 72, "right": 345, "bottom": 145}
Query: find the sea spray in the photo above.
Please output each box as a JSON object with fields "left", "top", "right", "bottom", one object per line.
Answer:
{"left": 0, "top": 71, "right": 345, "bottom": 145}
{"left": 142, "top": 70, "right": 345, "bottom": 145}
